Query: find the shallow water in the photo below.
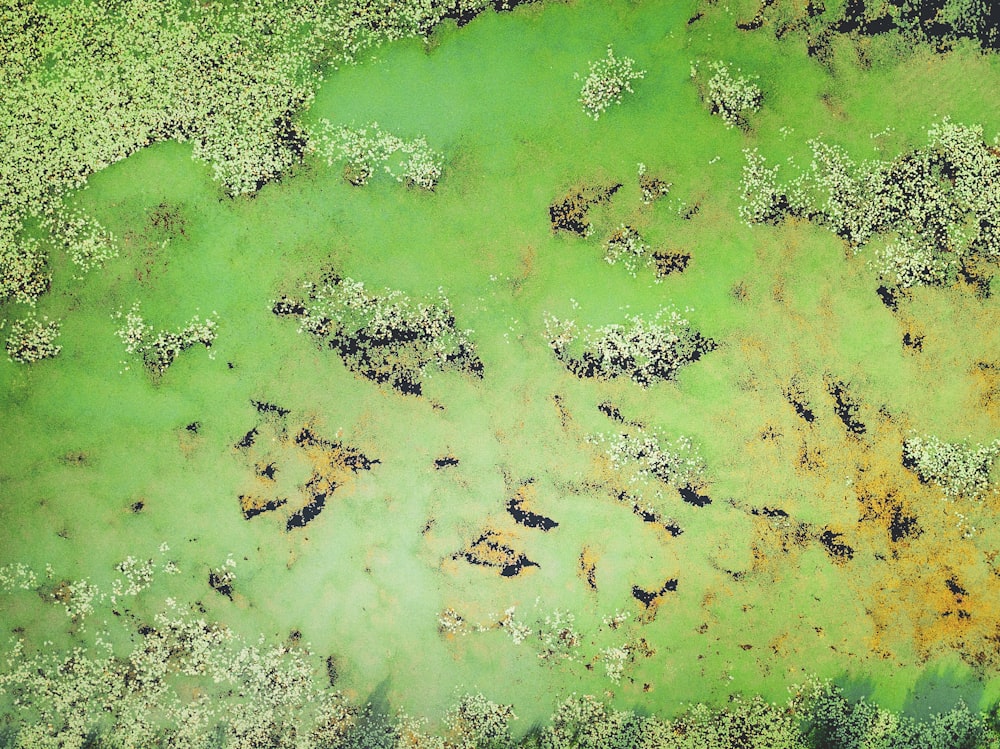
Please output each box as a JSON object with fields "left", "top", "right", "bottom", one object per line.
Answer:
{"left": 3, "top": 0, "right": 1000, "bottom": 730}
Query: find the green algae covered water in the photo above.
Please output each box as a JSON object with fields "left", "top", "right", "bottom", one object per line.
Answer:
{"left": 3, "top": 0, "right": 1000, "bottom": 739}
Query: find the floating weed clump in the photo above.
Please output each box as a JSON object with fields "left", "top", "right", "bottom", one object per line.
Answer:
{"left": 0, "top": 554, "right": 994, "bottom": 749}
{"left": 3, "top": 313, "right": 62, "bottom": 363}
{"left": 637, "top": 162, "right": 671, "bottom": 205}
{"left": 273, "top": 271, "right": 482, "bottom": 395}
{"left": 734, "top": 0, "right": 1000, "bottom": 55}
{"left": 544, "top": 308, "right": 716, "bottom": 386}
{"left": 113, "top": 301, "right": 218, "bottom": 377}
{"left": 603, "top": 224, "right": 652, "bottom": 277}
{"left": 902, "top": 433, "right": 1000, "bottom": 500}
{"left": 0, "top": 0, "right": 524, "bottom": 319}
{"left": 308, "top": 120, "right": 443, "bottom": 189}
{"left": 444, "top": 693, "right": 517, "bottom": 749}
{"left": 0, "top": 240, "right": 48, "bottom": 308}
{"left": 740, "top": 120, "right": 1000, "bottom": 301}
{"left": 691, "top": 60, "right": 763, "bottom": 129}
{"left": 576, "top": 46, "right": 645, "bottom": 120}
{"left": 45, "top": 207, "right": 117, "bottom": 277}
{"left": 443, "top": 602, "right": 647, "bottom": 684}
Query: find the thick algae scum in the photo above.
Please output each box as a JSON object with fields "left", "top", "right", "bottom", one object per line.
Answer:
{"left": 3, "top": 0, "right": 1000, "bottom": 740}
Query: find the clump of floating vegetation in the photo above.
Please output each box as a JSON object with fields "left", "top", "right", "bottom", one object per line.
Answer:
{"left": 691, "top": 60, "right": 763, "bottom": 129}
{"left": 0, "top": 555, "right": 995, "bottom": 748}
{"left": 902, "top": 433, "right": 1000, "bottom": 500}
{"left": 4, "top": 313, "right": 61, "bottom": 363}
{"left": 307, "top": 120, "right": 443, "bottom": 190}
{"left": 113, "top": 301, "right": 218, "bottom": 377}
{"left": 0, "top": 0, "right": 529, "bottom": 349}
{"left": 544, "top": 308, "right": 716, "bottom": 386}
{"left": 576, "top": 46, "right": 645, "bottom": 120}
{"left": 740, "top": 120, "right": 1000, "bottom": 302}
{"left": 273, "top": 271, "right": 483, "bottom": 395}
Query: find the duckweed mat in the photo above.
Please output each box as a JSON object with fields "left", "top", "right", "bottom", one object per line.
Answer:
{"left": 3, "top": 0, "right": 1000, "bottom": 744}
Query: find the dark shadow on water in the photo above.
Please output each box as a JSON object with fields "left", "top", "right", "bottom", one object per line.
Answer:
{"left": 832, "top": 673, "right": 878, "bottom": 705}
{"left": 348, "top": 679, "right": 395, "bottom": 749}
{"left": 900, "top": 661, "right": 985, "bottom": 720}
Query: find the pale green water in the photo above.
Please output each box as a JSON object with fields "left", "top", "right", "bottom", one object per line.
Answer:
{"left": 3, "top": 0, "right": 1000, "bottom": 730}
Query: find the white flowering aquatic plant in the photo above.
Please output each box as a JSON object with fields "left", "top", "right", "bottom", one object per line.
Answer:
{"left": 576, "top": 46, "right": 645, "bottom": 120}
{"left": 0, "top": 0, "right": 503, "bottom": 322}
{"left": 274, "top": 273, "right": 481, "bottom": 394}
{"left": 902, "top": 433, "right": 1000, "bottom": 500}
{"left": 544, "top": 307, "right": 716, "bottom": 387}
{"left": 740, "top": 120, "right": 1000, "bottom": 296}
{"left": 444, "top": 693, "right": 517, "bottom": 749}
{"left": 45, "top": 207, "right": 117, "bottom": 276}
{"left": 0, "top": 240, "right": 49, "bottom": 307}
{"left": 308, "top": 120, "right": 443, "bottom": 190}
{"left": 4, "top": 313, "right": 62, "bottom": 363}
{"left": 603, "top": 224, "right": 652, "bottom": 277}
{"left": 113, "top": 301, "right": 218, "bottom": 376}
{"left": 537, "top": 609, "right": 582, "bottom": 663}
{"left": 692, "top": 60, "right": 763, "bottom": 129}
{"left": 0, "top": 561, "right": 990, "bottom": 749}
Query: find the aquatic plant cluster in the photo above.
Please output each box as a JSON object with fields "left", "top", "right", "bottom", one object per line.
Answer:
{"left": 902, "top": 433, "right": 1000, "bottom": 500}
{"left": 113, "top": 301, "right": 218, "bottom": 376}
{"left": 603, "top": 224, "right": 653, "bottom": 277}
{"left": 691, "top": 60, "right": 763, "bottom": 129}
{"left": 544, "top": 308, "right": 716, "bottom": 387}
{"left": 274, "top": 272, "right": 482, "bottom": 395}
{"left": 3, "top": 313, "right": 62, "bottom": 364}
{"left": 734, "top": 0, "right": 1000, "bottom": 54}
{"left": 740, "top": 120, "right": 1000, "bottom": 297}
{"left": 308, "top": 120, "right": 443, "bottom": 190}
{"left": 44, "top": 208, "right": 118, "bottom": 277}
{"left": 0, "top": 0, "right": 522, "bottom": 346}
{"left": 576, "top": 46, "right": 646, "bottom": 120}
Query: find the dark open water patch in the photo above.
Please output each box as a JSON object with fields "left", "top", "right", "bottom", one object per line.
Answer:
{"left": 653, "top": 250, "right": 691, "bottom": 278}
{"left": 434, "top": 455, "right": 459, "bottom": 469}
{"left": 506, "top": 495, "right": 558, "bottom": 531}
{"left": 818, "top": 529, "right": 855, "bottom": 562}
{"left": 632, "top": 578, "right": 678, "bottom": 608}
{"left": 240, "top": 494, "right": 288, "bottom": 520}
{"left": 679, "top": 485, "right": 712, "bottom": 507}
{"left": 251, "top": 399, "right": 290, "bottom": 417}
{"left": 453, "top": 530, "right": 539, "bottom": 577}
{"left": 548, "top": 182, "right": 622, "bottom": 235}
{"left": 889, "top": 505, "right": 921, "bottom": 542}
{"left": 826, "top": 378, "right": 866, "bottom": 435}
{"left": 902, "top": 331, "right": 924, "bottom": 352}
{"left": 208, "top": 569, "right": 234, "bottom": 600}
{"left": 783, "top": 379, "right": 816, "bottom": 423}
{"left": 615, "top": 490, "right": 684, "bottom": 536}
{"left": 235, "top": 427, "right": 258, "bottom": 449}
{"left": 286, "top": 489, "right": 327, "bottom": 531}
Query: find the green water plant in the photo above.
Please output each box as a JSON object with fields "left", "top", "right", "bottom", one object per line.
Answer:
{"left": 273, "top": 272, "right": 482, "bottom": 395}
{"left": 740, "top": 120, "right": 1000, "bottom": 298}
{"left": 3, "top": 313, "right": 61, "bottom": 363}
{"left": 576, "top": 46, "right": 645, "bottom": 120}
{"left": 1, "top": 554, "right": 996, "bottom": 749}
{"left": 0, "top": 0, "right": 524, "bottom": 319}
{"left": 603, "top": 224, "right": 652, "bottom": 277}
{"left": 308, "top": 120, "right": 443, "bottom": 190}
{"left": 692, "top": 60, "right": 763, "bottom": 129}
{"left": 113, "top": 301, "right": 218, "bottom": 376}
{"left": 0, "top": 241, "right": 48, "bottom": 308}
{"left": 902, "top": 433, "right": 1000, "bottom": 500}
{"left": 544, "top": 308, "right": 716, "bottom": 387}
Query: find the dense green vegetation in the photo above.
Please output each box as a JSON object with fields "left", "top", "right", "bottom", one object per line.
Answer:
{"left": 4, "top": 0, "right": 1000, "bottom": 746}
